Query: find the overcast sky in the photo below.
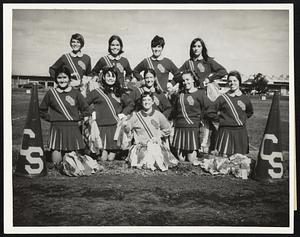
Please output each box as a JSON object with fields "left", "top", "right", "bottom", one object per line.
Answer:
{"left": 12, "top": 8, "right": 290, "bottom": 77}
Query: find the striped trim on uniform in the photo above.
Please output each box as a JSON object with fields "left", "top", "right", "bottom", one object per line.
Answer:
{"left": 222, "top": 94, "right": 243, "bottom": 126}
{"left": 65, "top": 53, "right": 81, "bottom": 81}
{"left": 137, "top": 87, "right": 144, "bottom": 95}
{"left": 188, "top": 60, "right": 195, "bottom": 71}
{"left": 146, "top": 57, "right": 164, "bottom": 91}
{"left": 95, "top": 88, "right": 119, "bottom": 122}
{"left": 104, "top": 56, "right": 114, "bottom": 67}
{"left": 136, "top": 111, "right": 154, "bottom": 139}
{"left": 179, "top": 94, "right": 193, "bottom": 125}
{"left": 50, "top": 88, "right": 73, "bottom": 120}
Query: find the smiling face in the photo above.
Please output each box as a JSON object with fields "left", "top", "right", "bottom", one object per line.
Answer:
{"left": 56, "top": 72, "right": 70, "bottom": 89}
{"left": 228, "top": 76, "right": 240, "bottom": 92}
{"left": 192, "top": 40, "right": 202, "bottom": 58}
{"left": 144, "top": 71, "right": 155, "bottom": 88}
{"left": 182, "top": 73, "right": 195, "bottom": 91}
{"left": 141, "top": 95, "right": 154, "bottom": 111}
{"left": 109, "top": 39, "right": 121, "bottom": 56}
{"left": 151, "top": 45, "right": 163, "bottom": 58}
{"left": 104, "top": 71, "right": 117, "bottom": 86}
{"left": 70, "top": 39, "right": 82, "bottom": 53}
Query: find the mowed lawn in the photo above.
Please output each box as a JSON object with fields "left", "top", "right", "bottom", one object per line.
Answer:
{"left": 11, "top": 89, "right": 290, "bottom": 152}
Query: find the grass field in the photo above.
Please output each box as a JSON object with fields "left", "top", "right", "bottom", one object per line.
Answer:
{"left": 11, "top": 89, "right": 291, "bottom": 227}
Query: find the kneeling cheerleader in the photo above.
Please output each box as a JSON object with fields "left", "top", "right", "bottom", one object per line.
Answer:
{"left": 123, "top": 92, "right": 178, "bottom": 171}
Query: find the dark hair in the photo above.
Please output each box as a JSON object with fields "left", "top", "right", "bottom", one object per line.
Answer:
{"left": 54, "top": 65, "right": 71, "bottom": 82}
{"left": 189, "top": 38, "right": 209, "bottom": 61}
{"left": 108, "top": 35, "right": 124, "bottom": 55}
{"left": 101, "top": 66, "right": 124, "bottom": 97}
{"left": 151, "top": 35, "right": 165, "bottom": 48}
{"left": 178, "top": 70, "right": 200, "bottom": 91}
{"left": 70, "top": 33, "right": 85, "bottom": 48}
{"left": 141, "top": 91, "right": 154, "bottom": 101}
{"left": 136, "top": 91, "right": 154, "bottom": 111}
{"left": 227, "top": 70, "right": 242, "bottom": 85}
{"left": 143, "top": 68, "right": 162, "bottom": 94}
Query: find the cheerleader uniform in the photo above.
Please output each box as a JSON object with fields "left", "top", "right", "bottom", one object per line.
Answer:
{"left": 49, "top": 51, "right": 92, "bottom": 84}
{"left": 92, "top": 54, "right": 132, "bottom": 87}
{"left": 179, "top": 57, "right": 227, "bottom": 87}
{"left": 125, "top": 109, "right": 178, "bottom": 171}
{"left": 129, "top": 86, "right": 172, "bottom": 119}
{"left": 39, "top": 87, "right": 90, "bottom": 151}
{"left": 206, "top": 90, "right": 253, "bottom": 156}
{"left": 133, "top": 56, "right": 179, "bottom": 92}
{"left": 86, "top": 88, "right": 134, "bottom": 150}
{"left": 171, "top": 89, "right": 211, "bottom": 151}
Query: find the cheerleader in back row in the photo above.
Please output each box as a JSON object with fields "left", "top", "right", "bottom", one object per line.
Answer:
{"left": 206, "top": 70, "right": 254, "bottom": 156}
{"left": 170, "top": 70, "right": 212, "bottom": 165}
{"left": 124, "top": 91, "right": 178, "bottom": 171}
{"left": 49, "top": 33, "right": 92, "bottom": 89}
{"left": 40, "top": 66, "right": 90, "bottom": 165}
{"left": 179, "top": 37, "right": 228, "bottom": 153}
{"left": 86, "top": 66, "right": 134, "bottom": 161}
{"left": 133, "top": 35, "right": 179, "bottom": 92}
{"left": 92, "top": 35, "right": 133, "bottom": 88}
{"left": 129, "top": 68, "right": 172, "bottom": 119}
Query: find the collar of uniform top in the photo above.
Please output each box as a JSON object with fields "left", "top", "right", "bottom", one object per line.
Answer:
{"left": 70, "top": 51, "right": 83, "bottom": 57}
{"left": 56, "top": 86, "right": 72, "bottom": 93}
{"left": 140, "top": 108, "right": 155, "bottom": 117}
{"left": 142, "top": 86, "right": 156, "bottom": 93}
{"left": 228, "top": 89, "right": 242, "bottom": 97}
{"left": 192, "top": 55, "right": 204, "bottom": 61}
{"left": 150, "top": 55, "right": 164, "bottom": 61}
{"left": 108, "top": 54, "right": 121, "bottom": 60}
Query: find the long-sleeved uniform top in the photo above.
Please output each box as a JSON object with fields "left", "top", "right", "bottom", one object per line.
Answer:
{"left": 206, "top": 91, "right": 253, "bottom": 127}
{"left": 49, "top": 52, "right": 92, "bottom": 81}
{"left": 179, "top": 57, "right": 227, "bottom": 85}
{"left": 92, "top": 54, "right": 132, "bottom": 86}
{"left": 125, "top": 109, "right": 171, "bottom": 145}
{"left": 171, "top": 89, "right": 212, "bottom": 128}
{"left": 39, "top": 87, "right": 90, "bottom": 122}
{"left": 129, "top": 86, "right": 172, "bottom": 119}
{"left": 133, "top": 57, "right": 179, "bottom": 91}
{"left": 85, "top": 88, "right": 134, "bottom": 126}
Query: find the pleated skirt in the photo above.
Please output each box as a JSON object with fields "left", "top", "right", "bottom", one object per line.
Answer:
{"left": 98, "top": 125, "right": 119, "bottom": 150}
{"left": 215, "top": 126, "right": 249, "bottom": 156}
{"left": 49, "top": 121, "right": 85, "bottom": 151}
{"left": 171, "top": 127, "right": 200, "bottom": 151}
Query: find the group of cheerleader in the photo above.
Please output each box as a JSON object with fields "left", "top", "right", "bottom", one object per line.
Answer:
{"left": 40, "top": 33, "right": 253, "bottom": 171}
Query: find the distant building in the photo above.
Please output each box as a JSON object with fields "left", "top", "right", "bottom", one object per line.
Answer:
{"left": 11, "top": 75, "right": 55, "bottom": 89}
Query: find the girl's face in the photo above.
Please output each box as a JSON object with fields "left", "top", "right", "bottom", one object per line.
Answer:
{"left": 56, "top": 72, "right": 70, "bottom": 89}
{"left": 228, "top": 76, "right": 240, "bottom": 92}
{"left": 110, "top": 39, "right": 121, "bottom": 56}
{"left": 142, "top": 95, "right": 154, "bottom": 111}
{"left": 182, "top": 73, "right": 195, "bottom": 90}
{"left": 104, "top": 71, "right": 117, "bottom": 86}
{"left": 144, "top": 72, "right": 155, "bottom": 88}
{"left": 151, "top": 45, "right": 163, "bottom": 58}
{"left": 192, "top": 40, "right": 202, "bottom": 57}
{"left": 70, "top": 39, "right": 82, "bottom": 52}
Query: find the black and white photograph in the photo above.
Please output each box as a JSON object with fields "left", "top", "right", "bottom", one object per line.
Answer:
{"left": 3, "top": 3, "right": 296, "bottom": 234}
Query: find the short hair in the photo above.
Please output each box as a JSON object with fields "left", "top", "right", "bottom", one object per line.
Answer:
{"left": 54, "top": 65, "right": 71, "bottom": 82}
{"left": 70, "top": 33, "right": 85, "bottom": 48}
{"left": 227, "top": 70, "right": 242, "bottom": 85}
{"left": 141, "top": 91, "right": 154, "bottom": 101}
{"left": 108, "top": 35, "right": 124, "bottom": 55}
{"left": 151, "top": 35, "right": 165, "bottom": 48}
{"left": 181, "top": 70, "right": 200, "bottom": 88}
{"left": 102, "top": 66, "right": 118, "bottom": 79}
{"left": 143, "top": 68, "right": 156, "bottom": 78}
{"left": 189, "top": 38, "right": 209, "bottom": 61}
